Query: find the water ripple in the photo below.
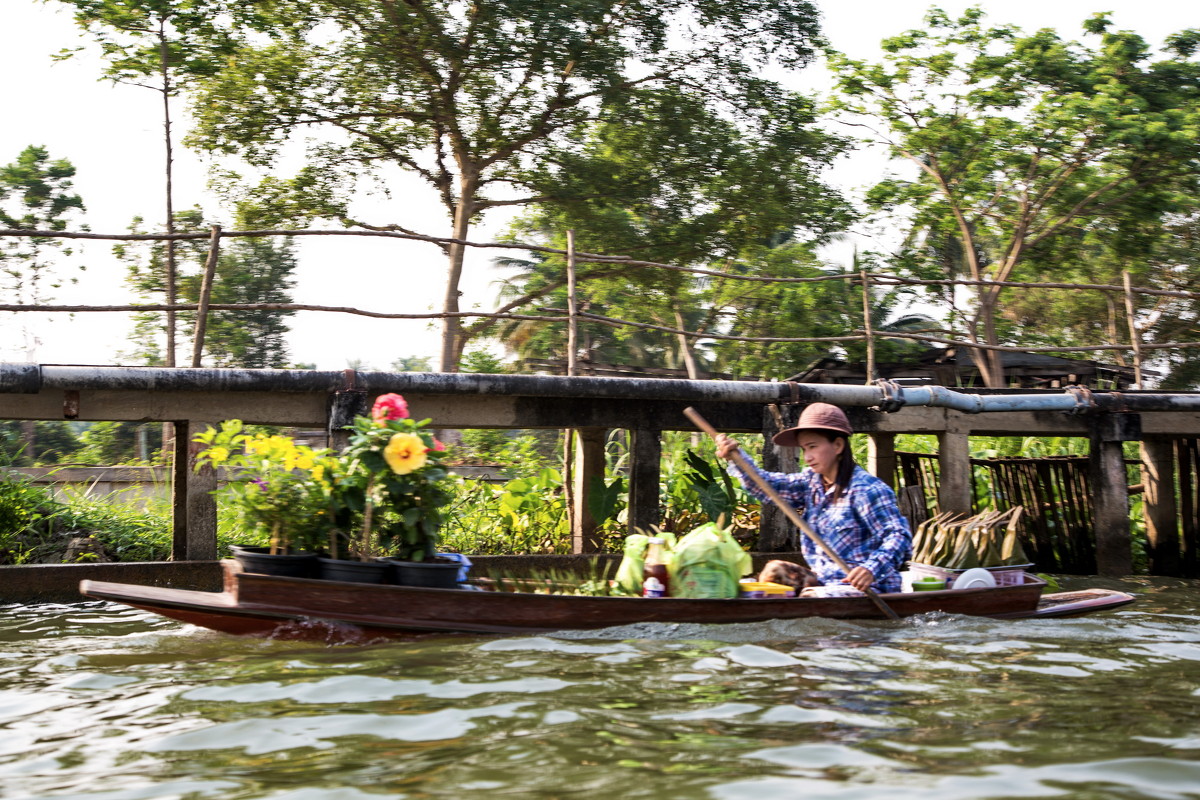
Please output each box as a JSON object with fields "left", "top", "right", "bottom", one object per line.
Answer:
{"left": 0, "top": 577, "right": 1197, "bottom": 799}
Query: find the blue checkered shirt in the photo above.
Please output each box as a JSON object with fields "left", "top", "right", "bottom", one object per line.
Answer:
{"left": 729, "top": 456, "right": 912, "bottom": 593}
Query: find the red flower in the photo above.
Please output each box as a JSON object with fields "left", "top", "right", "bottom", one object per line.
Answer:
{"left": 433, "top": 439, "right": 446, "bottom": 452}
{"left": 371, "top": 393, "right": 409, "bottom": 424}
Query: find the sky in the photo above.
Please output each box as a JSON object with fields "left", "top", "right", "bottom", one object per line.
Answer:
{"left": 0, "top": 1, "right": 1189, "bottom": 370}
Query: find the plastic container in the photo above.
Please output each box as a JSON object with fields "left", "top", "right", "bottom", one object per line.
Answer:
{"left": 908, "top": 562, "right": 1031, "bottom": 588}
{"left": 910, "top": 576, "right": 946, "bottom": 591}
{"left": 738, "top": 581, "right": 796, "bottom": 598}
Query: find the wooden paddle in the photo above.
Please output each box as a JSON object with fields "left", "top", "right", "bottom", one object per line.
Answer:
{"left": 683, "top": 406, "right": 902, "bottom": 621}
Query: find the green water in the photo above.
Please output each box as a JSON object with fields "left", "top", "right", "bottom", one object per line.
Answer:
{"left": 1, "top": 577, "right": 1199, "bottom": 799}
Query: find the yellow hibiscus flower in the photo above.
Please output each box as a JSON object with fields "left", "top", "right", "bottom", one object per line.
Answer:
{"left": 206, "top": 445, "right": 230, "bottom": 465}
{"left": 383, "top": 432, "right": 429, "bottom": 475}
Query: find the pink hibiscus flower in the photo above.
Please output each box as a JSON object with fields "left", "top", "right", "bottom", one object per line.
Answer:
{"left": 371, "top": 393, "right": 410, "bottom": 424}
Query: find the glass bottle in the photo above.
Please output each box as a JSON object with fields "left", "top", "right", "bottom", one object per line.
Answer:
{"left": 642, "top": 537, "right": 669, "bottom": 598}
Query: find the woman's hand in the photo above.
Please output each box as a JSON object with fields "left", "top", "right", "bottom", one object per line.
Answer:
{"left": 714, "top": 434, "right": 740, "bottom": 461}
{"left": 843, "top": 566, "right": 875, "bottom": 592}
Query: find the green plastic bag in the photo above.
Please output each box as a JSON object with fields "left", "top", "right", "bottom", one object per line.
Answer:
{"left": 614, "top": 532, "right": 677, "bottom": 595}
{"left": 671, "top": 522, "right": 752, "bottom": 599}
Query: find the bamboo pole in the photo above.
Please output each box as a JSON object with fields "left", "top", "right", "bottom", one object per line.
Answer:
{"left": 191, "top": 225, "right": 221, "bottom": 368}
{"left": 563, "top": 230, "right": 578, "bottom": 541}
{"left": 566, "top": 229, "right": 578, "bottom": 377}
{"left": 1123, "top": 271, "right": 1144, "bottom": 389}
{"left": 860, "top": 269, "right": 875, "bottom": 383}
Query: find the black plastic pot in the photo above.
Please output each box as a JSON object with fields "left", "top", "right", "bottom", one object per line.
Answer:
{"left": 318, "top": 557, "right": 391, "bottom": 584}
{"left": 229, "top": 545, "right": 319, "bottom": 579}
{"left": 387, "top": 558, "right": 461, "bottom": 588}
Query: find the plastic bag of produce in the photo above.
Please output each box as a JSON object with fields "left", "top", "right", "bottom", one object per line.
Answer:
{"left": 671, "top": 523, "right": 752, "bottom": 599}
{"left": 614, "top": 532, "right": 677, "bottom": 595}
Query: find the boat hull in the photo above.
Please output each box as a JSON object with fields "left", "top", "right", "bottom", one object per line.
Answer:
{"left": 76, "top": 563, "right": 1131, "bottom": 641}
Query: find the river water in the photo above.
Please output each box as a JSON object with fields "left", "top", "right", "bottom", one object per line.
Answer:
{"left": 1, "top": 576, "right": 1198, "bottom": 800}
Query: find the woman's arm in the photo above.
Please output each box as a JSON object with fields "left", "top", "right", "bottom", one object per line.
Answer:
{"left": 850, "top": 481, "right": 913, "bottom": 583}
{"left": 714, "top": 434, "right": 809, "bottom": 510}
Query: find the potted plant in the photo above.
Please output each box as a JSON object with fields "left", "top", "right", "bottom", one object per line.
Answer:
{"left": 195, "top": 394, "right": 459, "bottom": 586}
{"left": 327, "top": 393, "right": 458, "bottom": 587}
{"left": 194, "top": 422, "right": 334, "bottom": 578}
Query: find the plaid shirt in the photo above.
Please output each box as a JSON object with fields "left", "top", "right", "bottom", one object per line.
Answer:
{"left": 729, "top": 455, "right": 912, "bottom": 593}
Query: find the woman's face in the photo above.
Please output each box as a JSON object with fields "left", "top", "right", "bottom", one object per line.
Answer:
{"left": 795, "top": 431, "right": 845, "bottom": 480}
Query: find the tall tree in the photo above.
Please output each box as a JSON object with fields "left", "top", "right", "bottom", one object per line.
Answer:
{"left": 831, "top": 10, "right": 1200, "bottom": 386}
{"left": 0, "top": 145, "right": 86, "bottom": 359}
{"left": 181, "top": 0, "right": 832, "bottom": 371}
{"left": 57, "top": 0, "right": 244, "bottom": 366}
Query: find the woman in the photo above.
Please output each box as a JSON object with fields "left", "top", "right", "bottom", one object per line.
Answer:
{"left": 715, "top": 402, "right": 911, "bottom": 593}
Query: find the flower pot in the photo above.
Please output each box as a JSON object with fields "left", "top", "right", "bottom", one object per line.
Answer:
{"left": 229, "top": 545, "right": 319, "bottom": 579}
{"left": 318, "top": 557, "right": 391, "bottom": 584}
{"left": 386, "top": 558, "right": 462, "bottom": 588}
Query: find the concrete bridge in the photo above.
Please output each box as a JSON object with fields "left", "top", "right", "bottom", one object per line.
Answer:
{"left": 3, "top": 363, "right": 1199, "bottom": 578}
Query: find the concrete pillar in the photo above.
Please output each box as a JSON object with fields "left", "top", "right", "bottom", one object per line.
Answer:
{"left": 867, "top": 432, "right": 897, "bottom": 488}
{"left": 572, "top": 427, "right": 607, "bottom": 553}
{"left": 759, "top": 404, "right": 800, "bottom": 551}
{"left": 936, "top": 427, "right": 972, "bottom": 515}
{"left": 328, "top": 389, "right": 368, "bottom": 451}
{"left": 172, "top": 420, "right": 218, "bottom": 561}
{"left": 627, "top": 428, "right": 662, "bottom": 535}
{"left": 1089, "top": 414, "right": 1139, "bottom": 577}
{"left": 1142, "top": 439, "right": 1180, "bottom": 576}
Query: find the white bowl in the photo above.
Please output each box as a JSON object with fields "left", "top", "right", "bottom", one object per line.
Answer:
{"left": 953, "top": 568, "right": 997, "bottom": 590}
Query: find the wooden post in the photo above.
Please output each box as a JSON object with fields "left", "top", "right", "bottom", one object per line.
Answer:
{"left": 1122, "top": 271, "right": 1143, "bottom": 389}
{"left": 1141, "top": 438, "right": 1179, "bottom": 576}
{"left": 937, "top": 427, "right": 972, "bottom": 515}
{"left": 572, "top": 427, "right": 607, "bottom": 553}
{"left": 759, "top": 404, "right": 800, "bottom": 551}
{"left": 566, "top": 229, "right": 578, "bottom": 377}
{"left": 1089, "top": 414, "right": 1138, "bottom": 577}
{"left": 563, "top": 235, "right": 578, "bottom": 538}
{"left": 627, "top": 428, "right": 662, "bottom": 535}
{"left": 867, "top": 432, "right": 897, "bottom": 488}
{"left": 191, "top": 225, "right": 221, "bottom": 368}
{"left": 171, "top": 420, "right": 218, "bottom": 561}
{"left": 861, "top": 269, "right": 875, "bottom": 383}
{"left": 328, "top": 384, "right": 367, "bottom": 451}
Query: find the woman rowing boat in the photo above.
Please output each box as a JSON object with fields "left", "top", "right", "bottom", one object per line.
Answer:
{"left": 715, "top": 402, "right": 912, "bottom": 593}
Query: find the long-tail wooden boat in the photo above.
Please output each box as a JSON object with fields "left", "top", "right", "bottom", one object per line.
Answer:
{"left": 78, "top": 562, "right": 1135, "bottom": 640}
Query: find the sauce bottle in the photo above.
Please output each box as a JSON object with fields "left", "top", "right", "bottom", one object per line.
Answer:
{"left": 642, "top": 537, "right": 670, "bottom": 598}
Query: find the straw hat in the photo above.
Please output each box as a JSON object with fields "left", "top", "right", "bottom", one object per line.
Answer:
{"left": 771, "top": 402, "right": 853, "bottom": 447}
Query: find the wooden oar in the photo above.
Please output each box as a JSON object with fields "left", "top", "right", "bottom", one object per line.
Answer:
{"left": 683, "top": 406, "right": 902, "bottom": 621}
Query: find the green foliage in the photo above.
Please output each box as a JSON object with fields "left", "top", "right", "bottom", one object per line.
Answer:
{"left": 332, "top": 412, "right": 453, "bottom": 562}
{"left": 657, "top": 433, "right": 759, "bottom": 543}
{"left": 391, "top": 355, "right": 432, "bottom": 373}
{"left": 74, "top": 421, "right": 164, "bottom": 465}
{"left": 119, "top": 208, "right": 297, "bottom": 367}
{"left": 56, "top": 0, "right": 252, "bottom": 92}
{"left": 0, "top": 474, "right": 174, "bottom": 564}
{"left": 193, "top": 420, "right": 336, "bottom": 554}
{"left": 173, "top": 0, "right": 834, "bottom": 366}
{"left": 0, "top": 145, "right": 86, "bottom": 356}
{"left": 831, "top": 9, "right": 1200, "bottom": 385}
{"left": 440, "top": 469, "right": 569, "bottom": 555}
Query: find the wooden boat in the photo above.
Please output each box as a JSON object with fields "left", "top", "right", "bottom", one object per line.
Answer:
{"left": 78, "top": 562, "right": 1136, "bottom": 640}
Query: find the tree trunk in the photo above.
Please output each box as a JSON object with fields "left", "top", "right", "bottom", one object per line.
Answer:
{"left": 438, "top": 178, "right": 477, "bottom": 373}
{"left": 672, "top": 305, "right": 700, "bottom": 380}
{"left": 971, "top": 287, "right": 1005, "bottom": 388}
{"left": 159, "top": 20, "right": 177, "bottom": 369}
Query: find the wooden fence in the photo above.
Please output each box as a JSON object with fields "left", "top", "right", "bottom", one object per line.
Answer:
{"left": 3, "top": 226, "right": 1200, "bottom": 383}
{"left": 897, "top": 445, "right": 1200, "bottom": 577}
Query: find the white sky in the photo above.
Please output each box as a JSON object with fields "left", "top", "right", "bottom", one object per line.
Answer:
{"left": 0, "top": 1, "right": 1188, "bottom": 369}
